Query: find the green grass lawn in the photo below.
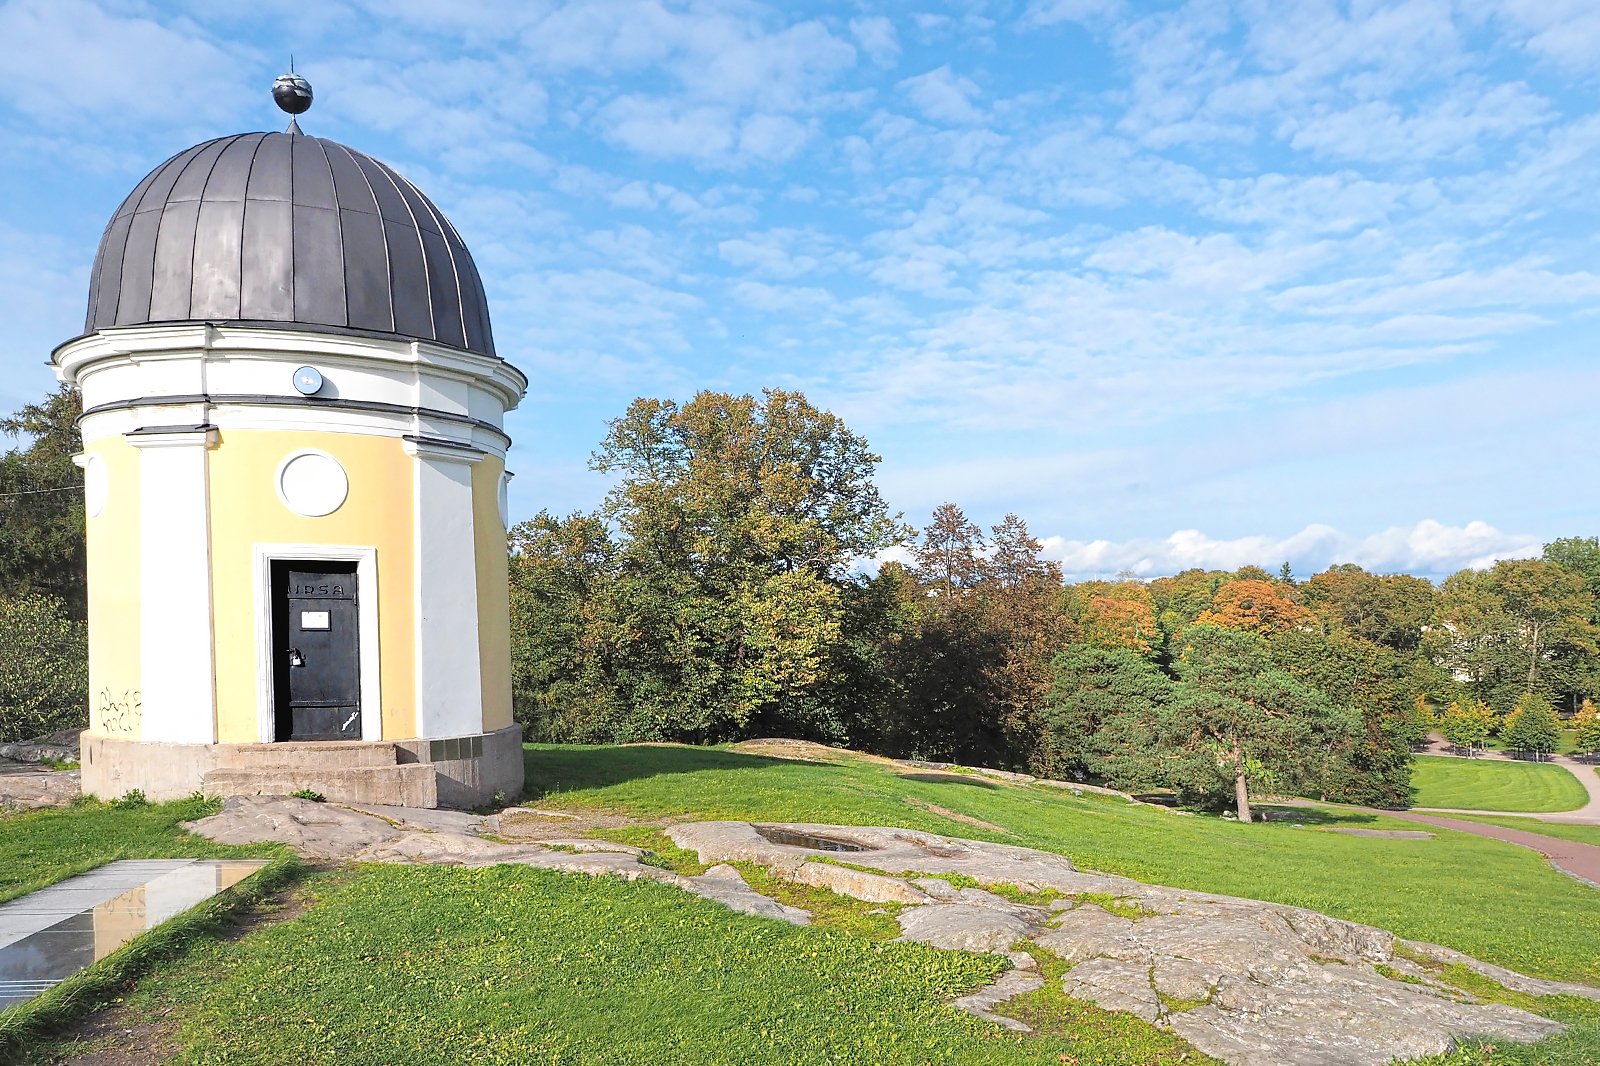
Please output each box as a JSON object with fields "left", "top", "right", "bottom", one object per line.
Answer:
{"left": 25, "top": 864, "right": 1215, "bottom": 1066}
{"left": 1410, "top": 754, "right": 1590, "bottom": 813}
{"left": 526, "top": 744, "right": 1600, "bottom": 986}
{"left": 2, "top": 749, "right": 1598, "bottom": 1065}
{"left": 0, "top": 795, "right": 282, "bottom": 905}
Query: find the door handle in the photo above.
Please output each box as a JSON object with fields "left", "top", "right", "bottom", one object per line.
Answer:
{"left": 288, "top": 648, "right": 305, "bottom": 668}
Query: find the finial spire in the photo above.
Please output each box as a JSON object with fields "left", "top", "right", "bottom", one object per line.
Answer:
{"left": 272, "top": 68, "right": 313, "bottom": 134}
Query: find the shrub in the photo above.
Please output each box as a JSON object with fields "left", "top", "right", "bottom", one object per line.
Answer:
{"left": 0, "top": 593, "right": 88, "bottom": 744}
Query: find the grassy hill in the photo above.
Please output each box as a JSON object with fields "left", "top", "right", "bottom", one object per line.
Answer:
{"left": 526, "top": 743, "right": 1600, "bottom": 986}
{"left": 8, "top": 743, "right": 1600, "bottom": 1065}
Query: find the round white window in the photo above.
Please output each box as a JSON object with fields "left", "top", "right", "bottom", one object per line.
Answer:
{"left": 277, "top": 451, "right": 349, "bottom": 517}
{"left": 83, "top": 454, "right": 108, "bottom": 518}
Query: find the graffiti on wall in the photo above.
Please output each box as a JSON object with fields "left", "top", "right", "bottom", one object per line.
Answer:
{"left": 97, "top": 689, "right": 142, "bottom": 736}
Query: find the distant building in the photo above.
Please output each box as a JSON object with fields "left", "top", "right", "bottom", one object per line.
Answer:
{"left": 55, "top": 75, "right": 527, "bottom": 808}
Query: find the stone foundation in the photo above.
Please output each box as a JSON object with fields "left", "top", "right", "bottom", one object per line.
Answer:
{"left": 80, "top": 725, "right": 525, "bottom": 809}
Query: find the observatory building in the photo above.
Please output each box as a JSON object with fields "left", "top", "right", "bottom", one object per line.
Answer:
{"left": 54, "top": 75, "right": 528, "bottom": 808}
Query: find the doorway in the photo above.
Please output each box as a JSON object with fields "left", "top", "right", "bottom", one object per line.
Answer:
{"left": 271, "top": 561, "right": 361, "bottom": 741}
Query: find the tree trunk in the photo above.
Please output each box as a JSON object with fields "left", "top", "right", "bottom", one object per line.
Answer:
{"left": 1528, "top": 622, "right": 1541, "bottom": 688}
{"left": 1234, "top": 771, "right": 1253, "bottom": 824}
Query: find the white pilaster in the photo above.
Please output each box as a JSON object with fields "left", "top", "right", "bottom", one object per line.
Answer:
{"left": 127, "top": 426, "right": 219, "bottom": 743}
{"left": 405, "top": 437, "right": 484, "bottom": 739}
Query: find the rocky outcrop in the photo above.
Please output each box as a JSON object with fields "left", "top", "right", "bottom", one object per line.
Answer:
{"left": 667, "top": 821, "right": 1596, "bottom": 1066}
{"left": 179, "top": 800, "right": 1596, "bottom": 1066}
{"left": 0, "top": 764, "right": 79, "bottom": 810}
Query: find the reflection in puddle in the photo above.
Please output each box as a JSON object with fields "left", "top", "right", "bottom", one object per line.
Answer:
{"left": 755, "top": 826, "right": 873, "bottom": 853}
{"left": 0, "top": 859, "right": 268, "bottom": 1011}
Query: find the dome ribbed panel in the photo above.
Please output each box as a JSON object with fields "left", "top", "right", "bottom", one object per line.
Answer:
{"left": 84, "top": 131, "right": 497, "bottom": 357}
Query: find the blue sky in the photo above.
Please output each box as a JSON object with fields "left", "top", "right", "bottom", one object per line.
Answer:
{"left": 1, "top": 0, "right": 1597, "bottom": 580}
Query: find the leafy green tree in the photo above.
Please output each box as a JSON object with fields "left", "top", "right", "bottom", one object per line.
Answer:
{"left": 512, "top": 389, "right": 909, "bottom": 746}
{"left": 1573, "top": 698, "right": 1600, "bottom": 756}
{"left": 0, "top": 386, "right": 86, "bottom": 618}
{"left": 507, "top": 510, "right": 623, "bottom": 741}
{"left": 1302, "top": 564, "right": 1436, "bottom": 653}
{"left": 1038, "top": 645, "right": 1172, "bottom": 783}
{"left": 1438, "top": 699, "right": 1498, "bottom": 754}
{"left": 1427, "top": 561, "right": 1597, "bottom": 712}
{"left": 1269, "top": 629, "right": 1421, "bottom": 808}
{"left": 1159, "top": 626, "right": 1359, "bottom": 821}
{"left": 0, "top": 593, "right": 88, "bottom": 743}
{"left": 1501, "top": 693, "right": 1562, "bottom": 759}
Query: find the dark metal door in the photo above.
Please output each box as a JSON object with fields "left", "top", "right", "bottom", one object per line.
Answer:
{"left": 272, "top": 562, "right": 360, "bottom": 741}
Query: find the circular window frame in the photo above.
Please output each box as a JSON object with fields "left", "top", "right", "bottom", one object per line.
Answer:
{"left": 275, "top": 449, "right": 350, "bottom": 518}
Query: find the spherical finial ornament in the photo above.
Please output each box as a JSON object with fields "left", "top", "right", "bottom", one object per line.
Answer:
{"left": 272, "top": 72, "right": 313, "bottom": 115}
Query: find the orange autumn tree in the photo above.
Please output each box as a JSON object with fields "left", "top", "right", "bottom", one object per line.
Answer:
{"left": 1075, "top": 581, "right": 1158, "bottom": 657}
{"left": 1196, "top": 578, "right": 1315, "bottom": 637}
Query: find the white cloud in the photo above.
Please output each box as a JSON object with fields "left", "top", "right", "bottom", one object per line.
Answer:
{"left": 0, "top": 0, "right": 250, "bottom": 126}
{"left": 898, "top": 66, "right": 986, "bottom": 125}
{"left": 849, "top": 16, "right": 900, "bottom": 67}
{"left": 1019, "top": 0, "right": 1122, "bottom": 29}
{"left": 1038, "top": 520, "right": 1542, "bottom": 581}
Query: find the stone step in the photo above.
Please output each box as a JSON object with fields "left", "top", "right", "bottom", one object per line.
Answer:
{"left": 212, "top": 741, "right": 402, "bottom": 771}
{"left": 201, "top": 764, "right": 437, "bottom": 808}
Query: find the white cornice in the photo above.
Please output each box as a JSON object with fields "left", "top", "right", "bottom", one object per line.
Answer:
{"left": 55, "top": 324, "right": 529, "bottom": 411}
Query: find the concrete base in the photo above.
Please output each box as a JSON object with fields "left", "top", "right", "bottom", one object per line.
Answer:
{"left": 81, "top": 726, "right": 525, "bottom": 809}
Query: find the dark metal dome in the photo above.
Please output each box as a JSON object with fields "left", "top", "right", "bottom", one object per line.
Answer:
{"left": 85, "top": 131, "right": 495, "bottom": 357}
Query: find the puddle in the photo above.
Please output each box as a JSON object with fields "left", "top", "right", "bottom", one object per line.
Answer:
{"left": 755, "top": 827, "right": 873, "bottom": 853}
{"left": 0, "top": 859, "right": 268, "bottom": 1010}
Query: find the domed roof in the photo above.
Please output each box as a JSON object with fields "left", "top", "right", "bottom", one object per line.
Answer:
{"left": 85, "top": 130, "right": 496, "bottom": 357}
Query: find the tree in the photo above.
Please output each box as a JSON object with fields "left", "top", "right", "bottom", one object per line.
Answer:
{"left": 890, "top": 509, "right": 1072, "bottom": 768}
{"left": 1427, "top": 562, "right": 1597, "bottom": 712}
{"left": 1038, "top": 645, "right": 1172, "bottom": 784}
{"left": 1438, "top": 699, "right": 1498, "bottom": 754}
{"left": 1196, "top": 578, "right": 1315, "bottom": 637}
{"left": 1157, "top": 625, "right": 1357, "bottom": 821}
{"left": 910, "top": 503, "right": 987, "bottom": 596}
{"left": 511, "top": 389, "right": 910, "bottom": 746}
{"left": 1074, "top": 581, "right": 1158, "bottom": 657}
{"left": 0, "top": 593, "right": 88, "bottom": 743}
{"left": 0, "top": 386, "right": 86, "bottom": 618}
{"left": 1573, "top": 698, "right": 1600, "bottom": 756}
{"left": 1302, "top": 564, "right": 1436, "bottom": 653}
{"left": 1269, "top": 629, "right": 1422, "bottom": 808}
{"left": 1501, "top": 693, "right": 1562, "bottom": 759}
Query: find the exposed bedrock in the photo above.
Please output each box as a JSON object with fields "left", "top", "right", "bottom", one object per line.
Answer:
{"left": 668, "top": 821, "right": 1596, "bottom": 1066}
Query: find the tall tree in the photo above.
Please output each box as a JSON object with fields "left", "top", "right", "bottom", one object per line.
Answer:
{"left": 1161, "top": 625, "right": 1358, "bottom": 821}
{"left": 512, "top": 389, "right": 909, "bottom": 746}
{"left": 1501, "top": 693, "right": 1562, "bottom": 759}
{"left": 1302, "top": 564, "right": 1436, "bottom": 652}
{"left": 1428, "top": 561, "right": 1597, "bottom": 711}
{"left": 1269, "top": 629, "right": 1422, "bottom": 807}
{"left": 910, "top": 503, "right": 987, "bottom": 596}
{"left": 0, "top": 386, "right": 86, "bottom": 618}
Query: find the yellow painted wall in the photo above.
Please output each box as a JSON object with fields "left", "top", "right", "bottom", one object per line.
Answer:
{"left": 83, "top": 436, "right": 142, "bottom": 739}
{"left": 473, "top": 456, "right": 514, "bottom": 732}
{"left": 206, "top": 430, "right": 417, "bottom": 743}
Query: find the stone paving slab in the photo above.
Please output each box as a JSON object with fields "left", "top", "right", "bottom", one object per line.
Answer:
{"left": 0, "top": 859, "right": 268, "bottom": 1011}
{"left": 0, "top": 861, "right": 198, "bottom": 949}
